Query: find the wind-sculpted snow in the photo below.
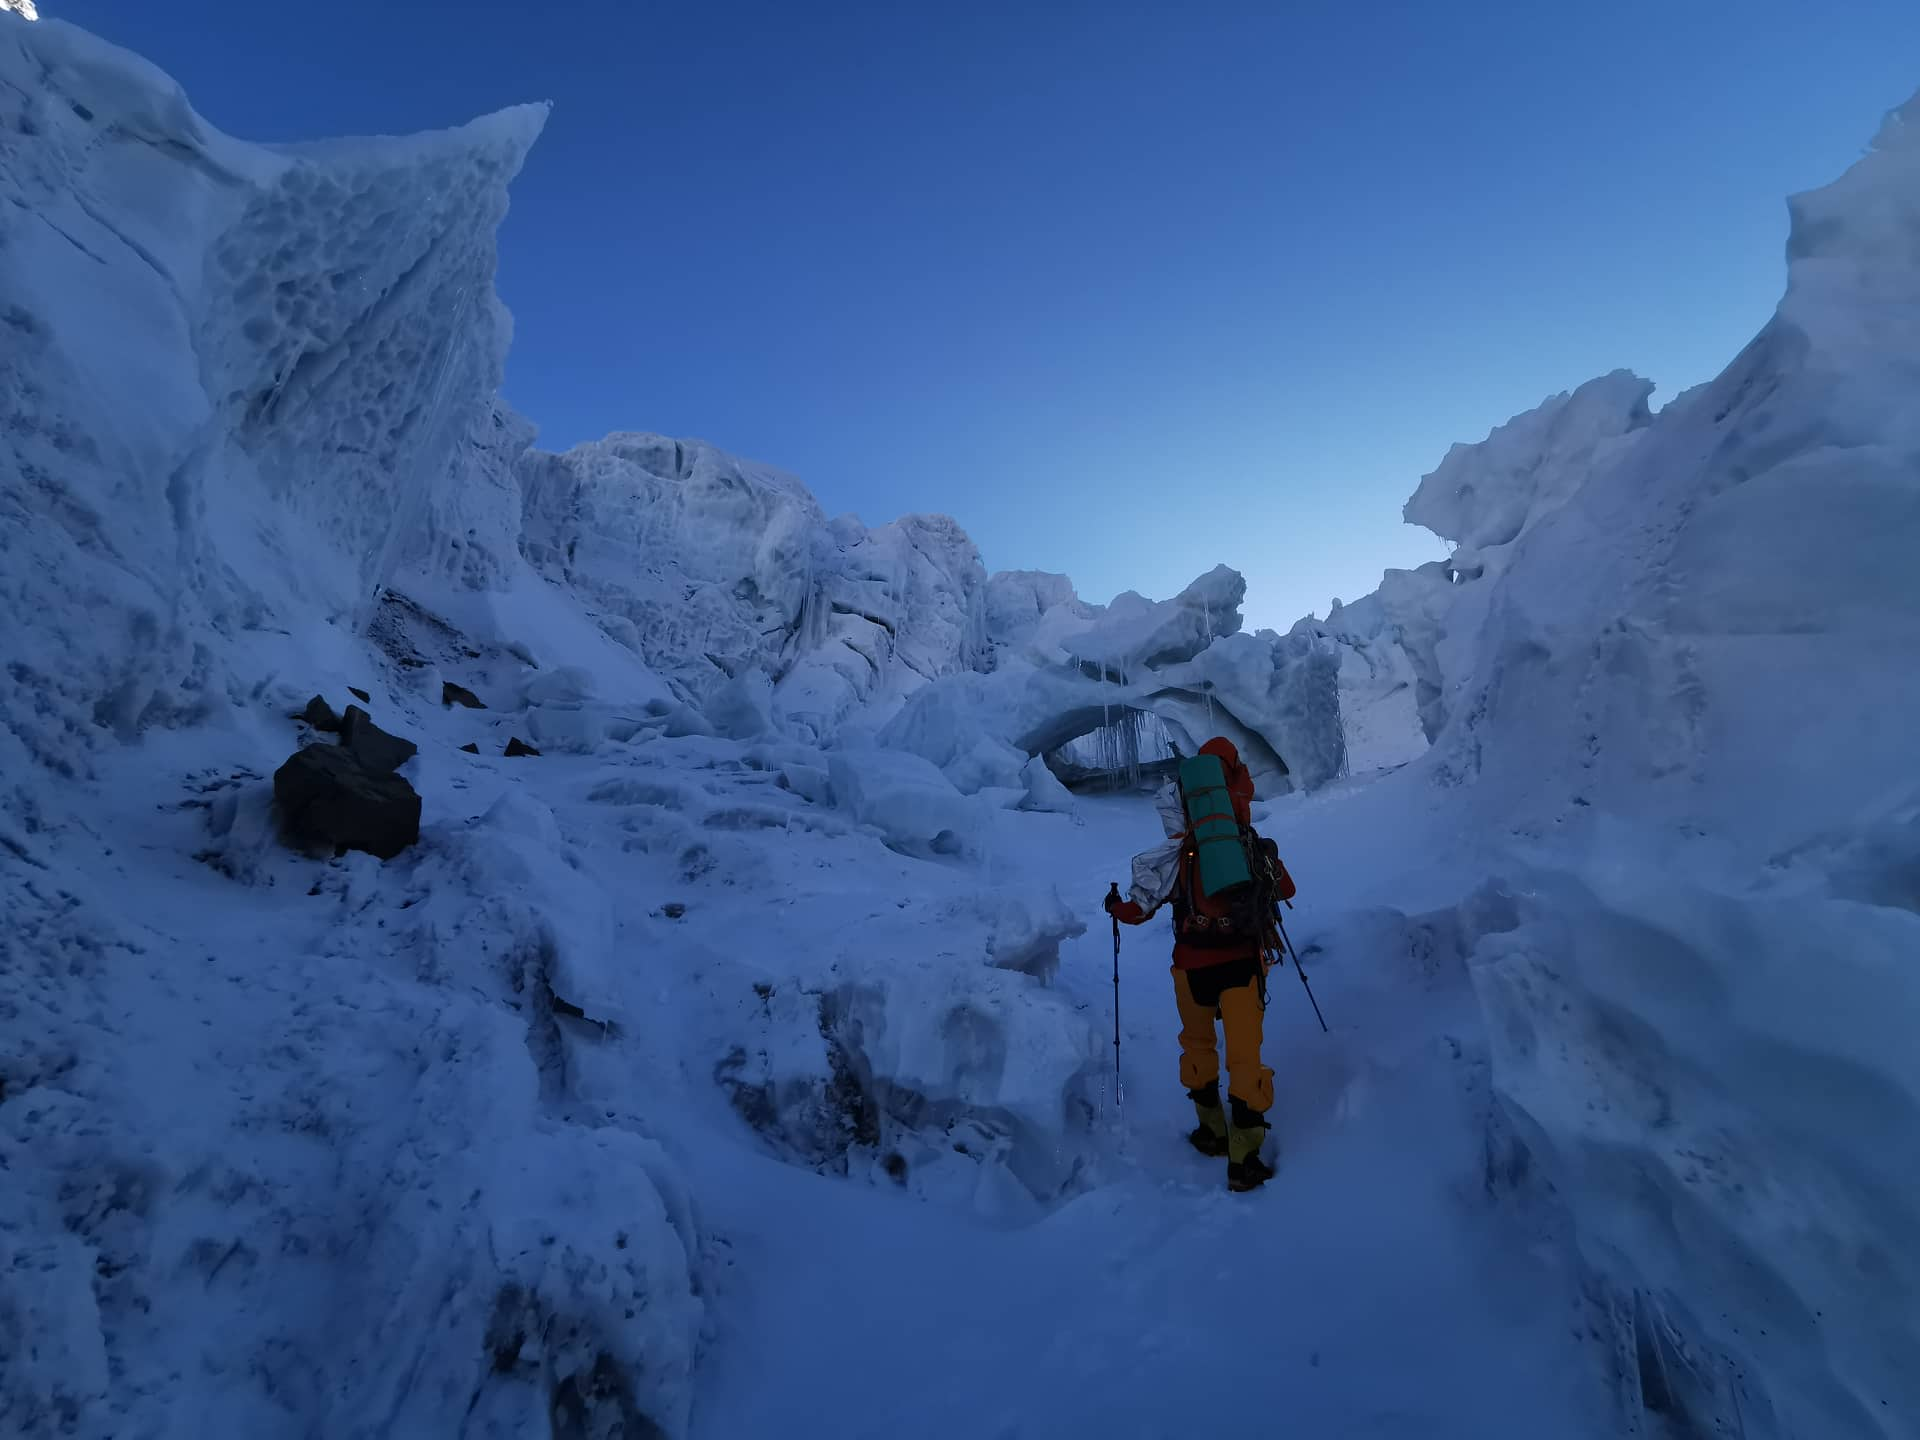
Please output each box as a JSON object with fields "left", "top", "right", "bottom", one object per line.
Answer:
{"left": 514, "top": 434, "right": 1347, "bottom": 781}
{"left": 517, "top": 434, "right": 1002, "bottom": 738}
{"left": 1469, "top": 858, "right": 1920, "bottom": 1438}
{"left": 1403, "top": 370, "right": 1654, "bottom": 559}
{"left": 879, "top": 567, "right": 1348, "bottom": 794}
{"left": 0, "top": 18, "right": 546, "bottom": 795}
{"left": 1304, "top": 88, "right": 1920, "bottom": 1440}
{"left": 1302, "top": 370, "right": 1655, "bottom": 767}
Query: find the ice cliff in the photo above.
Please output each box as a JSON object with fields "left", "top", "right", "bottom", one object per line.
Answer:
{"left": 1289, "top": 93, "right": 1920, "bottom": 1440}
{"left": 0, "top": 18, "right": 547, "bottom": 792}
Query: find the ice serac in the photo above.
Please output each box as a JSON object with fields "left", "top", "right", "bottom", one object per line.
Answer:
{"left": 875, "top": 564, "right": 1346, "bottom": 796}
{"left": 1290, "top": 592, "right": 1428, "bottom": 773}
{"left": 514, "top": 431, "right": 1347, "bottom": 786}
{"left": 0, "top": 22, "right": 706, "bottom": 1438}
{"left": 1316, "top": 90, "right": 1920, "bottom": 1440}
{"left": 1403, "top": 370, "right": 1655, "bottom": 558}
{"left": 1297, "top": 370, "right": 1656, "bottom": 772}
{"left": 516, "top": 434, "right": 992, "bottom": 735}
{"left": 0, "top": 16, "right": 548, "bottom": 787}
{"left": 1063, "top": 564, "right": 1244, "bottom": 675}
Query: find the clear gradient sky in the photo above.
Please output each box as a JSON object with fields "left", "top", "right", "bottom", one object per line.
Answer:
{"left": 52, "top": 1, "right": 1920, "bottom": 629}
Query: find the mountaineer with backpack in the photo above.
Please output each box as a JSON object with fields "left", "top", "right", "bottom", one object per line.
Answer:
{"left": 1103, "top": 736, "right": 1299, "bottom": 1192}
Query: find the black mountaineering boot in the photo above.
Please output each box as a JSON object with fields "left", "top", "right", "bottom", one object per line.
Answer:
{"left": 1226, "top": 1097, "right": 1275, "bottom": 1192}
{"left": 1186, "top": 1082, "right": 1229, "bottom": 1158}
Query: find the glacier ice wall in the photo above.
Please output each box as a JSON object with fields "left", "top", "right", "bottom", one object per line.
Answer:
{"left": 1300, "top": 369, "right": 1655, "bottom": 769}
{"left": 512, "top": 434, "right": 1347, "bottom": 786}
{"left": 517, "top": 434, "right": 997, "bottom": 734}
{"left": 876, "top": 564, "right": 1347, "bottom": 796}
{"left": 0, "top": 21, "right": 712, "bottom": 1439}
{"left": 0, "top": 17, "right": 546, "bottom": 794}
{"left": 1313, "top": 90, "right": 1920, "bottom": 1440}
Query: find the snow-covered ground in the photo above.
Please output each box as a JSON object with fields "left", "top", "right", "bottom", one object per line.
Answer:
{"left": 4, "top": 14, "right": 1918, "bottom": 1440}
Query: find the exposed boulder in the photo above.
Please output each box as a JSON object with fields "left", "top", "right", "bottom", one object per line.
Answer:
{"left": 505, "top": 736, "right": 541, "bottom": 757}
{"left": 442, "top": 680, "right": 486, "bottom": 709}
{"left": 273, "top": 744, "right": 421, "bottom": 859}
{"left": 299, "top": 695, "right": 341, "bottom": 732}
{"left": 339, "top": 705, "right": 419, "bottom": 774}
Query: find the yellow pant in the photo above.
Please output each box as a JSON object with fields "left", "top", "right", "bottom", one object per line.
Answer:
{"left": 1172, "top": 964, "right": 1274, "bottom": 1114}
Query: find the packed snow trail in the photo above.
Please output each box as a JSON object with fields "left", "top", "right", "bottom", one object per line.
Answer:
{"left": 604, "top": 791, "right": 1611, "bottom": 1439}
{"left": 3, "top": 682, "right": 1603, "bottom": 1438}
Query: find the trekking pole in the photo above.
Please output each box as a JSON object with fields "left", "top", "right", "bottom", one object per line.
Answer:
{"left": 1106, "top": 882, "right": 1124, "bottom": 1110}
{"left": 1274, "top": 905, "right": 1329, "bottom": 1033}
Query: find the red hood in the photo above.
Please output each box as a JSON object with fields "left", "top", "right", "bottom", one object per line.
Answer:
{"left": 1199, "top": 736, "right": 1241, "bottom": 769}
{"left": 1198, "top": 736, "right": 1255, "bottom": 823}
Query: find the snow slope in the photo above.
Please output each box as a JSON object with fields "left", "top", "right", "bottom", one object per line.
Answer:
{"left": 4, "top": 13, "right": 1918, "bottom": 1440}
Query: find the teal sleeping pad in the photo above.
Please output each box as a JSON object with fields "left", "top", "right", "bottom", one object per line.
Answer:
{"left": 1177, "top": 753, "right": 1251, "bottom": 898}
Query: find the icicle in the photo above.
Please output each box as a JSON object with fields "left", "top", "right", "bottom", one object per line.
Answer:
{"left": 1201, "top": 597, "right": 1217, "bottom": 732}
{"left": 1105, "top": 695, "right": 1121, "bottom": 794}
{"left": 891, "top": 550, "right": 905, "bottom": 640}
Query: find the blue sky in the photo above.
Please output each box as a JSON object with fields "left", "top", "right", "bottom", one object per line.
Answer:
{"left": 54, "top": 1, "right": 1920, "bottom": 629}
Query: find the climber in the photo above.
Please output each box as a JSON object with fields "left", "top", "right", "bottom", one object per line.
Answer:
{"left": 1104, "top": 736, "right": 1286, "bottom": 1192}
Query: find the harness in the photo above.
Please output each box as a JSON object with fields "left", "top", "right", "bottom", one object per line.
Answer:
{"left": 1172, "top": 827, "right": 1291, "bottom": 1010}
{"left": 1170, "top": 842, "right": 1261, "bottom": 949}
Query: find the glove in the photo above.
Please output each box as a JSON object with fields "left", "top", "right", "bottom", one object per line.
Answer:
{"left": 1102, "top": 886, "right": 1122, "bottom": 915}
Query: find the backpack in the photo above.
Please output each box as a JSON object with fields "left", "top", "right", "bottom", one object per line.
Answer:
{"left": 1170, "top": 753, "right": 1297, "bottom": 949}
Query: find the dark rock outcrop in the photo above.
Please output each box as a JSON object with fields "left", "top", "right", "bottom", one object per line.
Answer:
{"left": 504, "top": 736, "right": 541, "bottom": 757}
{"left": 340, "top": 705, "right": 418, "bottom": 774}
{"left": 442, "top": 680, "right": 486, "bottom": 709}
{"left": 460, "top": 742, "right": 480, "bottom": 754}
{"left": 299, "top": 695, "right": 341, "bottom": 732}
{"left": 347, "top": 686, "right": 371, "bottom": 703}
{"left": 274, "top": 744, "right": 421, "bottom": 859}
